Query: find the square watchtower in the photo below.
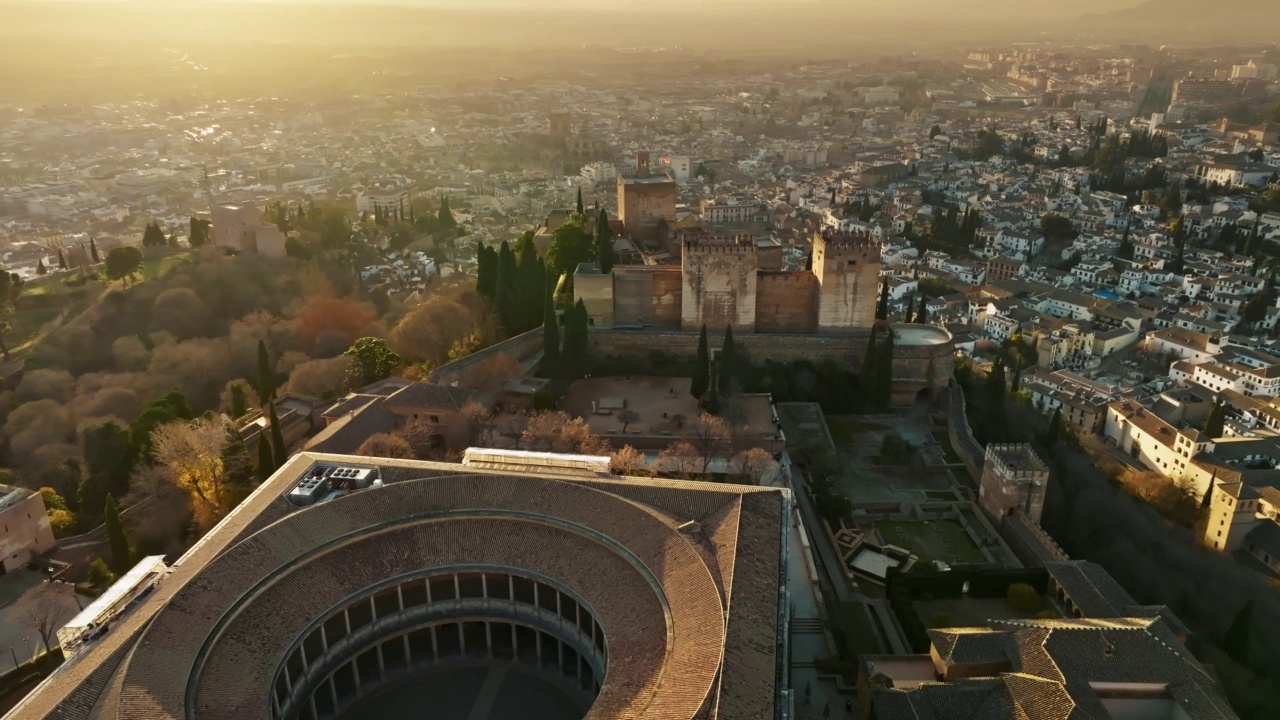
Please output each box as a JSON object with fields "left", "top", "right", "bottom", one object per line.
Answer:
{"left": 812, "top": 230, "right": 880, "bottom": 333}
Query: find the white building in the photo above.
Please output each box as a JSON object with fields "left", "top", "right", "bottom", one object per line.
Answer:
{"left": 1104, "top": 397, "right": 1214, "bottom": 485}
{"left": 0, "top": 484, "right": 56, "bottom": 573}
{"left": 666, "top": 156, "right": 692, "bottom": 184}
{"left": 1197, "top": 156, "right": 1275, "bottom": 189}
{"left": 700, "top": 198, "right": 761, "bottom": 225}
{"left": 863, "top": 86, "right": 900, "bottom": 104}
{"left": 580, "top": 162, "right": 617, "bottom": 187}
{"left": 355, "top": 184, "right": 415, "bottom": 215}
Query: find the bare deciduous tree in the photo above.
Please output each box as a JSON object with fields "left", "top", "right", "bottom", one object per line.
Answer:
{"left": 399, "top": 421, "right": 444, "bottom": 460}
{"left": 656, "top": 441, "right": 702, "bottom": 479}
{"left": 522, "top": 411, "right": 570, "bottom": 451}
{"left": 689, "top": 413, "right": 731, "bottom": 475}
{"left": 520, "top": 411, "right": 609, "bottom": 455}
{"left": 355, "top": 433, "right": 416, "bottom": 459}
{"left": 25, "top": 586, "right": 71, "bottom": 655}
{"left": 611, "top": 445, "right": 648, "bottom": 476}
{"left": 462, "top": 354, "right": 523, "bottom": 395}
{"left": 730, "top": 447, "right": 776, "bottom": 486}
{"left": 617, "top": 409, "right": 640, "bottom": 433}
{"left": 462, "top": 402, "right": 497, "bottom": 447}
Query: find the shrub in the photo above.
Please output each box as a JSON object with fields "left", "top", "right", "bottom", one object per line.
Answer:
{"left": 48, "top": 509, "right": 77, "bottom": 538}
{"left": 1006, "top": 582, "right": 1040, "bottom": 612}
{"left": 880, "top": 432, "right": 915, "bottom": 464}
{"left": 930, "top": 611, "right": 952, "bottom": 628}
{"left": 87, "top": 557, "right": 117, "bottom": 587}
{"left": 532, "top": 390, "right": 554, "bottom": 410}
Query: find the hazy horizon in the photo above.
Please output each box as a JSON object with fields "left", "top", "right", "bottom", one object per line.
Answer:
{"left": 0, "top": 0, "right": 1273, "bottom": 105}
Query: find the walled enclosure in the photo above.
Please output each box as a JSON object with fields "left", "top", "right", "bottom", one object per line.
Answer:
{"left": 588, "top": 325, "right": 954, "bottom": 405}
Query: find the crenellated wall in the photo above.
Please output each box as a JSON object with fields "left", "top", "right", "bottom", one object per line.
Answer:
{"left": 612, "top": 266, "right": 682, "bottom": 327}
{"left": 681, "top": 236, "right": 758, "bottom": 332}
{"left": 755, "top": 272, "right": 819, "bottom": 334}
{"left": 587, "top": 324, "right": 953, "bottom": 403}
{"left": 813, "top": 230, "right": 880, "bottom": 334}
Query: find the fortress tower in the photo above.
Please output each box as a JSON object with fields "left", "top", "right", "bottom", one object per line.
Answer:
{"left": 812, "top": 229, "right": 880, "bottom": 334}
{"left": 680, "top": 235, "right": 759, "bottom": 332}
{"left": 617, "top": 150, "right": 677, "bottom": 244}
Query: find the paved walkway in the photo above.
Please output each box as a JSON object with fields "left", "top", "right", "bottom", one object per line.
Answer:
{"left": 783, "top": 458, "right": 867, "bottom": 720}
{"left": 0, "top": 573, "right": 81, "bottom": 670}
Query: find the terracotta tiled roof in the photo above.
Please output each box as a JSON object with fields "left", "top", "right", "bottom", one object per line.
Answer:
{"left": 385, "top": 381, "right": 476, "bottom": 409}
{"left": 12, "top": 454, "right": 787, "bottom": 720}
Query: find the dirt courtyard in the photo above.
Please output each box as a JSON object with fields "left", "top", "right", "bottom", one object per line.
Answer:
{"left": 558, "top": 376, "right": 778, "bottom": 442}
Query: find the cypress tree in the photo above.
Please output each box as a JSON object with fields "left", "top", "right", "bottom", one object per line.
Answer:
{"left": 438, "top": 196, "right": 454, "bottom": 228}
{"left": 560, "top": 306, "right": 577, "bottom": 364}
{"left": 494, "top": 241, "right": 518, "bottom": 330}
{"left": 1203, "top": 400, "right": 1225, "bottom": 438}
{"left": 595, "top": 209, "right": 615, "bottom": 274}
{"left": 542, "top": 282, "right": 560, "bottom": 368}
{"left": 476, "top": 242, "right": 497, "bottom": 298}
{"left": 104, "top": 494, "right": 131, "bottom": 574}
{"left": 718, "top": 325, "right": 736, "bottom": 395}
{"left": 269, "top": 400, "right": 288, "bottom": 468}
{"left": 914, "top": 294, "right": 928, "bottom": 324}
{"left": 257, "top": 340, "right": 275, "bottom": 405}
{"left": 571, "top": 299, "right": 590, "bottom": 360}
{"left": 860, "top": 327, "right": 879, "bottom": 411}
{"left": 692, "top": 324, "right": 710, "bottom": 399}
{"left": 878, "top": 327, "right": 895, "bottom": 411}
{"left": 1200, "top": 473, "right": 1215, "bottom": 513}
{"left": 229, "top": 383, "right": 248, "bottom": 420}
{"left": 57, "top": 248, "right": 67, "bottom": 270}
{"left": 90, "top": 237, "right": 100, "bottom": 264}
{"left": 576, "top": 186, "right": 584, "bottom": 215}
{"left": 516, "top": 233, "right": 544, "bottom": 332}
{"left": 876, "top": 281, "right": 890, "bottom": 320}
{"left": 1044, "top": 407, "right": 1065, "bottom": 451}
{"left": 1223, "top": 599, "right": 1254, "bottom": 665}
{"left": 36, "top": 259, "right": 46, "bottom": 276}
{"left": 984, "top": 359, "right": 1009, "bottom": 442}
{"left": 257, "top": 431, "right": 275, "bottom": 482}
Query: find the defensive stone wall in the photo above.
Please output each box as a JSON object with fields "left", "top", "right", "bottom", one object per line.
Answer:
{"left": 755, "top": 272, "right": 819, "bottom": 334}
{"left": 588, "top": 325, "right": 953, "bottom": 402}
{"left": 944, "top": 384, "right": 986, "bottom": 482}
{"left": 681, "top": 238, "right": 759, "bottom": 332}
{"left": 429, "top": 327, "right": 544, "bottom": 387}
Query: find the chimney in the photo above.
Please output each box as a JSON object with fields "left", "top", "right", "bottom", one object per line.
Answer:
{"left": 636, "top": 151, "right": 651, "bottom": 179}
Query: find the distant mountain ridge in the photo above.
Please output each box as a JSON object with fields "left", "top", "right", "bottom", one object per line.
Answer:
{"left": 1090, "top": 0, "right": 1277, "bottom": 20}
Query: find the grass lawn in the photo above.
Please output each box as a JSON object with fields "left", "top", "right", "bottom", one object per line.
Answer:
{"left": 825, "top": 417, "right": 882, "bottom": 450}
{"left": 878, "top": 520, "right": 986, "bottom": 566}
{"left": 141, "top": 253, "right": 192, "bottom": 280}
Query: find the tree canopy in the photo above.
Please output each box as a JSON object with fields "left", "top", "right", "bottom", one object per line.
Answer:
{"left": 546, "top": 215, "right": 595, "bottom": 285}
{"left": 105, "top": 245, "right": 143, "bottom": 286}
{"left": 343, "top": 337, "right": 402, "bottom": 387}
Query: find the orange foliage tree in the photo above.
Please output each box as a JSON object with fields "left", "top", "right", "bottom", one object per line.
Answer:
{"left": 293, "top": 296, "right": 375, "bottom": 354}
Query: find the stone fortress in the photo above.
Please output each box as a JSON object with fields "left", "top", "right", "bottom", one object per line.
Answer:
{"left": 576, "top": 158, "right": 955, "bottom": 403}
